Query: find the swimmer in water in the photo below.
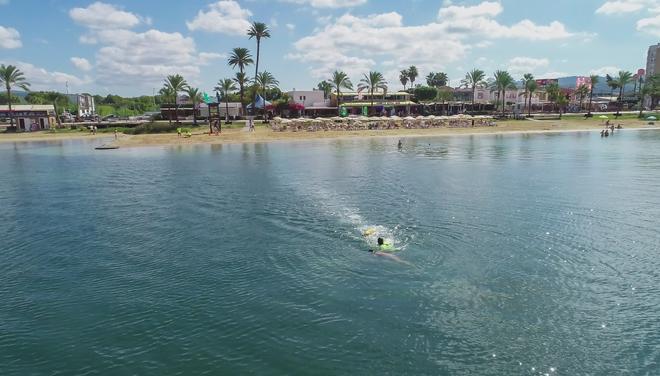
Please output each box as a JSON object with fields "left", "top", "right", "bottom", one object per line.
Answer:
{"left": 368, "top": 247, "right": 412, "bottom": 266}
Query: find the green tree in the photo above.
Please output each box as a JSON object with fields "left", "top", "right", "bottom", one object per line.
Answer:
{"left": 42, "top": 92, "right": 69, "bottom": 126}
{"left": 606, "top": 74, "right": 619, "bottom": 101}
{"left": 639, "top": 74, "right": 660, "bottom": 116}
{"left": 556, "top": 94, "right": 569, "bottom": 119}
{"left": 460, "top": 68, "right": 486, "bottom": 112}
{"left": 407, "top": 66, "right": 418, "bottom": 88}
{"left": 436, "top": 88, "right": 453, "bottom": 116}
{"left": 184, "top": 87, "right": 202, "bottom": 126}
{"left": 163, "top": 74, "right": 188, "bottom": 123}
{"left": 247, "top": 22, "right": 271, "bottom": 114}
{"left": 575, "top": 84, "right": 590, "bottom": 112}
{"left": 526, "top": 80, "right": 538, "bottom": 117}
{"left": 546, "top": 82, "right": 562, "bottom": 114}
{"left": 426, "top": 72, "right": 448, "bottom": 87}
{"left": 413, "top": 86, "right": 437, "bottom": 102}
{"left": 317, "top": 80, "right": 332, "bottom": 99}
{"left": 399, "top": 70, "right": 409, "bottom": 90}
{"left": 0, "top": 93, "right": 22, "bottom": 105}
{"left": 358, "top": 71, "right": 388, "bottom": 112}
{"left": 233, "top": 72, "right": 250, "bottom": 112}
{"left": 330, "top": 70, "right": 353, "bottom": 115}
{"left": 215, "top": 78, "right": 238, "bottom": 125}
{"left": 492, "top": 70, "right": 516, "bottom": 116}
{"left": 228, "top": 47, "right": 253, "bottom": 113}
{"left": 158, "top": 86, "right": 175, "bottom": 124}
{"left": 0, "top": 64, "right": 30, "bottom": 130}
{"left": 587, "top": 75, "right": 599, "bottom": 115}
{"left": 521, "top": 73, "right": 535, "bottom": 116}
{"left": 615, "top": 70, "right": 633, "bottom": 114}
{"left": 255, "top": 71, "right": 279, "bottom": 120}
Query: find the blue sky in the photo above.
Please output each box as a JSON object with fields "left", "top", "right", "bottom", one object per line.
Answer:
{"left": 1, "top": 0, "right": 658, "bottom": 96}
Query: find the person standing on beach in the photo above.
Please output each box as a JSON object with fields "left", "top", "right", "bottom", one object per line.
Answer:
{"left": 114, "top": 129, "right": 118, "bottom": 140}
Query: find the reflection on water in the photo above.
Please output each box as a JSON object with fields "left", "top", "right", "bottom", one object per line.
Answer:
{"left": 1, "top": 129, "right": 660, "bottom": 375}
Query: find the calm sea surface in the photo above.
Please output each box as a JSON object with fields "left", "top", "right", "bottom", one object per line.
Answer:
{"left": 1, "top": 130, "right": 659, "bottom": 375}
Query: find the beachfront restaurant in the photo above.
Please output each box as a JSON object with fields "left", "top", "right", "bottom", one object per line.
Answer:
{"left": 333, "top": 91, "right": 420, "bottom": 116}
{"left": 0, "top": 105, "right": 56, "bottom": 131}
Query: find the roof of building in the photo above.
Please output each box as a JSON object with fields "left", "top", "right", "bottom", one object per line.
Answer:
{"left": 337, "top": 91, "right": 411, "bottom": 97}
{"left": 0, "top": 105, "right": 55, "bottom": 111}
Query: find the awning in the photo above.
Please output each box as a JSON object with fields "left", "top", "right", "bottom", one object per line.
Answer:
{"left": 340, "top": 101, "right": 418, "bottom": 107}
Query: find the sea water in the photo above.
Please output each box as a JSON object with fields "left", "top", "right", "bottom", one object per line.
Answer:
{"left": 1, "top": 130, "right": 659, "bottom": 375}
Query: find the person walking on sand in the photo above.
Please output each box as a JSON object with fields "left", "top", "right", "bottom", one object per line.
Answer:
{"left": 114, "top": 129, "right": 118, "bottom": 140}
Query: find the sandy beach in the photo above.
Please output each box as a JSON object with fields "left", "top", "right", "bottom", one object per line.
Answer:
{"left": 1, "top": 118, "right": 655, "bottom": 148}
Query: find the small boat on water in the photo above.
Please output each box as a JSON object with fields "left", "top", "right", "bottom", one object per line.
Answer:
{"left": 95, "top": 144, "right": 119, "bottom": 150}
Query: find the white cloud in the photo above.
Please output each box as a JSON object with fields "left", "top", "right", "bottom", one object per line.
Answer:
{"left": 280, "top": 0, "right": 367, "bottom": 8}
{"left": 595, "top": 0, "right": 653, "bottom": 14}
{"left": 69, "top": 2, "right": 142, "bottom": 30}
{"left": 0, "top": 0, "right": 9, "bottom": 5}
{"left": 199, "top": 52, "right": 225, "bottom": 65}
{"left": 286, "top": 23, "right": 296, "bottom": 31}
{"left": 540, "top": 71, "right": 569, "bottom": 78}
{"left": 637, "top": 13, "right": 660, "bottom": 36}
{"left": 596, "top": 0, "right": 660, "bottom": 36}
{"left": 186, "top": 1, "right": 252, "bottom": 35}
{"left": 93, "top": 29, "right": 215, "bottom": 87}
{"left": 590, "top": 66, "right": 622, "bottom": 76}
{"left": 66, "top": 3, "right": 221, "bottom": 92}
{"left": 507, "top": 57, "right": 550, "bottom": 76}
{"left": 71, "top": 57, "right": 93, "bottom": 71}
{"left": 289, "top": 1, "right": 580, "bottom": 80}
{"left": 0, "top": 25, "right": 21, "bottom": 49}
{"left": 0, "top": 60, "right": 89, "bottom": 90}
{"left": 437, "top": 1, "right": 574, "bottom": 40}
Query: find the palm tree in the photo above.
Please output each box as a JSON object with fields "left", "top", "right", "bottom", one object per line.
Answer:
{"left": 399, "top": 70, "right": 409, "bottom": 90}
{"left": 526, "top": 80, "right": 538, "bottom": 117}
{"left": 616, "top": 70, "right": 633, "bottom": 114}
{"left": 436, "top": 88, "right": 453, "bottom": 116}
{"left": 521, "top": 73, "right": 535, "bottom": 116}
{"left": 426, "top": 72, "right": 449, "bottom": 88}
{"left": 215, "top": 78, "right": 237, "bottom": 125}
{"left": 546, "top": 82, "right": 562, "bottom": 114}
{"left": 330, "top": 70, "right": 353, "bottom": 115}
{"left": 228, "top": 47, "right": 253, "bottom": 113}
{"left": 407, "top": 66, "right": 418, "bottom": 88}
{"left": 492, "top": 70, "right": 516, "bottom": 117}
{"left": 164, "top": 74, "right": 188, "bottom": 123}
{"left": 460, "top": 69, "right": 486, "bottom": 113}
{"left": 575, "top": 84, "right": 590, "bottom": 112}
{"left": 606, "top": 74, "right": 619, "bottom": 107}
{"left": 0, "top": 64, "right": 30, "bottom": 130}
{"left": 317, "top": 81, "right": 332, "bottom": 99}
{"left": 255, "top": 71, "right": 279, "bottom": 121}
{"left": 158, "top": 86, "right": 175, "bottom": 124}
{"left": 587, "top": 75, "right": 599, "bottom": 116}
{"left": 233, "top": 72, "right": 250, "bottom": 116}
{"left": 358, "top": 71, "right": 388, "bottom": 113}
{"left": 247, "top": 22, "right": 271, "bottom": 114}
{"left": 556, "top": 95, "right": 569, "bottom": 119}
{"left": 184, "top": 87, "right": 202, "bottom": 126}
{"left": 43, "top": 92, "right": 69, "bottom": 128}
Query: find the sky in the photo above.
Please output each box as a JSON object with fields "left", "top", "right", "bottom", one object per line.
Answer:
{"left": 1, "top": 0, "right": 658, "bottom": 96}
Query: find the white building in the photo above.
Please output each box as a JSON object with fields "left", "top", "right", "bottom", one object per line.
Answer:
{"left": 77, "top": 94, "right": 95, "bottom": 117}
{"left": 288, "top": 89, "right": 334, "bottom": 112}
{"left": 0, "top": 105, "right": 56, "bottom": 131}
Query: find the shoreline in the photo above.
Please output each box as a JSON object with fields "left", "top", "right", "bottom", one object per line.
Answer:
{"left": 1, "top": 119, "right": 656, "bottom": 148}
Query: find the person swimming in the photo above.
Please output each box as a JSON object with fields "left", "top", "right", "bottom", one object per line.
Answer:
{"left": 373, "top": 237, "right": 395, "bottom": 252}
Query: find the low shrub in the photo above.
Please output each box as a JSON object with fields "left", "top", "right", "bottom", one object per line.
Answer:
{"left": 123, "top": 122, "right": 179, "bottom": 135}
